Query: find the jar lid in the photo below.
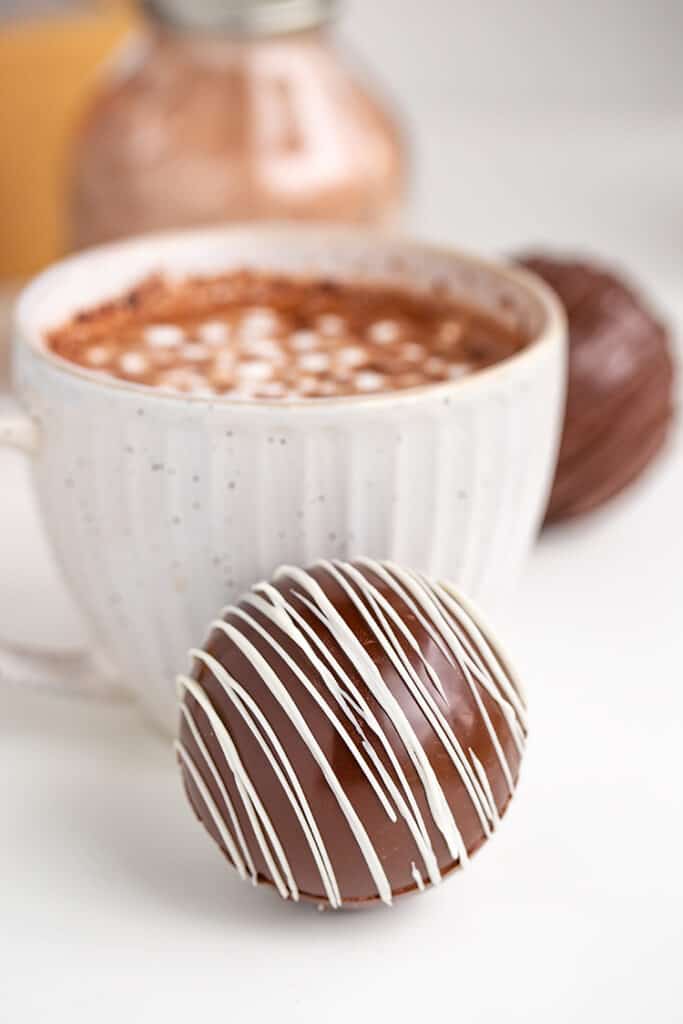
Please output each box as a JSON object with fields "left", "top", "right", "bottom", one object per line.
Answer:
{"left": 143, "top": 0, "right": 339, "bottom": 35}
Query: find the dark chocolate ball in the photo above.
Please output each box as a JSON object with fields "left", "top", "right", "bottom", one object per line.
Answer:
{"left": 177, "top": 559, "right": 527, "bottom": 909}
{"left": 517, "top": 254, "right": 675, "bottom": 523}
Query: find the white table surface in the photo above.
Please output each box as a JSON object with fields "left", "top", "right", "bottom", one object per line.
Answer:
{"left": 2, "top": 115, "right": 683, "bottom": 1022}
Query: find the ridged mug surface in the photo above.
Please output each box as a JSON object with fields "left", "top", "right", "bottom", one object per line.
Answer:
{"left": 13, "top": 227, "right": 566, "bottom": 732}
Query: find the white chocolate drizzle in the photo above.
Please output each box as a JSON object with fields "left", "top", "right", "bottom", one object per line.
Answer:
{"left": 177, "top": 560, "right": 527, "bottom": 908}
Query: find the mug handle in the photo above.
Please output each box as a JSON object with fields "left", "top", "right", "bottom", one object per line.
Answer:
{"left": 0, "top": 407, "right": 125, "bottom": 699}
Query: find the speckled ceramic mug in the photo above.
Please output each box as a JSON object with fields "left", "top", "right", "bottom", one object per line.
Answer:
{"left": 1, "top": 226, "right": 565, "bottom": 732}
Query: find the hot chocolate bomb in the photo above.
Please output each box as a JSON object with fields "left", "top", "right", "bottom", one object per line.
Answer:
{"left": 518, "top": 254, "right": 675, "bottom": 523}
{"left": 177, "top": 559, "right": 527, "bottom": 908}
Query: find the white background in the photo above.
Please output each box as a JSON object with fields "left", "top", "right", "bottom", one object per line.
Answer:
{"left": 2, "top": 2, "right": 683, "bottom": 1021}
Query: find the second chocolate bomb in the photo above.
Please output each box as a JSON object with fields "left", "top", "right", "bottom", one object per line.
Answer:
{"left": 517, "top": 254, "right": 675, "bottom": 523}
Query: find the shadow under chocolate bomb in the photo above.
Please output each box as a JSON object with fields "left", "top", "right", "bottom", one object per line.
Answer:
{"left": 177, "top": 559, "right": 527, "bottom": 909}
{"left": 517, "top": 254, "right": 675, "bottom": 523}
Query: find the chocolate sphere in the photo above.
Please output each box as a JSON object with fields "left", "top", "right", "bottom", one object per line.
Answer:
{"left": 177, "top": 559, "right": 527, "bottom": 908}
{"left": 518, "top": 254, "right": 675, "bottom": 523}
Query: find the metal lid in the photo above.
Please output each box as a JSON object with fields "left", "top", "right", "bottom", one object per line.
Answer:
{"left": 142, "top": 0, "right": 339, "bottom": 35}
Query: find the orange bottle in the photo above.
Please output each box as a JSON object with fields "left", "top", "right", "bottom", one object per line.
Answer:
{"left": 0, "top": 1, "right": 133, "bottom": 278}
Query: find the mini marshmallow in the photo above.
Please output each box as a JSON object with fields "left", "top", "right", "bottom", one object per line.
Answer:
{"left": 336, "top": 345, "right": 367, "bottom": 369}
{"left": 254, "top": 381, "right": 287, "bottom": 399}
{"left": 290, "top": 330, "right": 320, "bottom": 352}
{"left": 317, "top": 314, "right": 346, "bottom": 337}
{"left": 144, "top": 324, "right": 185, "bottom": 348}
{"left": 118, "top": 351, "right": 149, "bottom": 376}
{"left": 241, "top": 337, "right": 284, "bottom": 361}
{"left": 85, "top": 345, "right": 112, "bottom": 367}
{"left": 298, "top": 351, "right": 331, "bottom": 374}
{"left": 198, "top": 321, "right": 230, "bottom": 346}
{"left": 238, "top": 360, "right": 272, "bottom": 382}
{"left": 354, "top": 370, "right": 385, "bottom": 392}
{"left": 238, "top": 308, "right": 281, "bottom": 339}
{"left": 158, "top": 368, "right": 207, "bottom": 392}
{"left": 368, "top": 319, "right": 401, "bottom": 345}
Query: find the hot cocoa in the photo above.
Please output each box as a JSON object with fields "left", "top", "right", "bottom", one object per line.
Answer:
{"left": 46, "top": 271, "right": 529, "bottom": 399}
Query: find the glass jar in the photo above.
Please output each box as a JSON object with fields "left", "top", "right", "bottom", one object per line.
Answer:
{"left": 68, "top": 0, "right": 407, "bottom": 249}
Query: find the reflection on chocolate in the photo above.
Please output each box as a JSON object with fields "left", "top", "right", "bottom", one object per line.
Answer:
{"left": 518, "top": 254, "right": 675, "bottom": 523}
{"left": 46, "top": 270, "right": 529, "bottom": 400}
{"left": 176, "top": 559, "right": 527, "bottom": 909}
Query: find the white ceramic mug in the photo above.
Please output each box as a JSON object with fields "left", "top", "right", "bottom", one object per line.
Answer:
{"left": 1, "top": 226, "right": 565, "bottom": 733}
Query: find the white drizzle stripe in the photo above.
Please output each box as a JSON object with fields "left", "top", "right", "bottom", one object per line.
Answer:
{"left": 286, "top": 588, "right": 444, "bottom": 869}
{"left": 411, "top": 862, "right": 425, "bottom": 892}
{"left": 359, "top": 739, "right": 441, "bottom": 885}
{"left": 276, "top": 566, "right": 465, "bottom": 865}
{"left": 179, "top": 675, "right": 295, "bottom": 900}
{"left": 191, "top": 650, "right": 341, "bottom": 907}
{"left": 442, "top": 584, "right": 529, "bottom": 708}
{"left": 428, "top": 581, "right": 527, "bottom": 764}
{"left": 270, "top": 585, "right": 434, "bottom": 828}
{"left": 241, "top": 587, "right": 446, "bottom": 886}
{"left": 411, "top": 574, "right": 522, "bottom": 792}
{"left": 332, "top": 561, "right": 496, "bottom": 834}
{"left": 179, "top": 701, "right": 257, "bottom": 883}
{"left": 241, "top": 593, "right": 475, "bottom": 888}
{"left": 231, "top": 597, "right": 398, "bottom": 823}
{"left": 175, "top": 741, "right": 248, "bottom": 881}
{"left": 431, "top": 591, "right": 527, "bottom": 744}
{"left": 322, "top": 562, "right": 488, "bottom": 839}
{"left": 432, "top": 585, "right": 528, "bottom": 761}
{"left": 246, "top": 588, "right": 372, "bottom": 734}
{"left": 210, "top": 618, "right": 394, "bottom": 906}
{"left": 339, "top": 560, "right": 450, "bottom": 702}
{"left": 384, "top": 564, "right": 524, "bottom": 791}
{"left": 506, "top": 715, "right": 527, "bottom": 760}
{"left": 354, "top": 557, "right": 457, "bottom": 671}
{"left": 235, "top": 596, "right": 366, "bottom": 738}
{"left": 470, "top": 749, "right": 500, "bottom": 828}
{"left": 385, "top": 562, "right": 509, "bottom": 703}
{"left": 436, "top": 581, "right": 528, "bottom": 715}
{"left": 234, "top": 592, "right": 366, "bottom": 730}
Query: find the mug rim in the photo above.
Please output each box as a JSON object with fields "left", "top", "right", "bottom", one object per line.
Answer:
{"left": 13, "top": 223, "right": 566, "bottom": 411}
